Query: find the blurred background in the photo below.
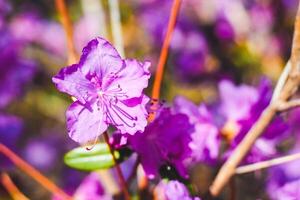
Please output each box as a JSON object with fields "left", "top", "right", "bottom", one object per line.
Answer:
{"left": 0, "top": 0, "right": 299, "bottom": 199}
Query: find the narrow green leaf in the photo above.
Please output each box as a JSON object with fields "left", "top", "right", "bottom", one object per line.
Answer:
{"left": 64, "top": 143, "right": 120, "bottom": 171}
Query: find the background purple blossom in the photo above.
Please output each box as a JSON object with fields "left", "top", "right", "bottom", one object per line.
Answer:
{"left": 1, "top": 0, "right": 300, "bottom": 199}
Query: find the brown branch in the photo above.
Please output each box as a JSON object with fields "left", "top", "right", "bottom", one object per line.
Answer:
{"left": 209, "top": 1, "right": 300, "bottom": 196}
{"left": 1, "top": 173, "right": 29, "bottom": 200}
{"left": 236, "top": 152, "right": 300, "bottom": 174}
{"left": 278, "top": 99, "right": 300, "bottom": 111}
{"left": 0, "top": 143, "right": 72, "bottom": 200}
{"left": 55, "top": 0, "right": 78, "bottom": 64}
{"left": 151, "top": 0, "right": 182, "bottom": 100}
{"left": 103, "top": 132, "right": 131, "bottom": 200}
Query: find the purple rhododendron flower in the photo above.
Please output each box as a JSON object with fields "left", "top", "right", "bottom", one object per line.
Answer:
{"left": 0, "top": 114, "right": 23, "bottom": 148}
{"left": 174, "top": 96, "right": 220, "bottom": 164}
{"left": 0, "top": 30, "right": 35, "bottom": 108}
{"left": 128, "top": 108, "right": 193, "bottom": 179}
{"left": 53, "top": 37, "right": 150, "bottom": 144}
{"left": 53, "top": 172, "right": 111, "bottom": 200}
{"left": 24, "top": 138, "right": 59, "bottom": 171}
{"left": 155, "top": 180, "right": 201, "bottom": 200}
{"left": 0, "top": 114, "right": 23, "bottom": 168}
{"left": 268, "top": 179, "right": 300, "bottom": 200}
{"left": 73, "top": 173, "right": 112, "bottom": 200}
{"left": 267, "top": 146, "right": 300, "bottom": 200}
{"left": 220, "top": 79, "right": 289, "bottom": 163}
{"left": 219, "top": 80, "right": 259, "bottom": 122}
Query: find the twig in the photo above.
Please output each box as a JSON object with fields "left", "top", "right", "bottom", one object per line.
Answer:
{"left": 209, "top": 1, "right": 300, "bottom": 196}
{"left": 278, "top": 99, "right": 300, "bottom": 111}
{"left": 55, "top": 0, "right": 78, "bottom": 64}
{"left": 236, "top": 152, "right": 300, "bottom": 174}
{"left": 108, "top": 0, "right": 125, "bottom": 57}
{"left": 103, "top": 132, "right": 131, "bottom": 200}
{"left": 0, "top": 143, "right": 72, "bottom": 200}
{"left": 1, "top": 173, "right": 29, "bottom": 200}
{"left": 126, "top": 158, "right": 139, "bottom": 186}
{"left": 271, "top": 61, "right": 291, "bottom": 103}
{"left": 151, "top": 0, "right": 182, "bottom": 100}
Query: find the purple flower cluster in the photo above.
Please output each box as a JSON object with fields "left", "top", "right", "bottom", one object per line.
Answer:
{"left": 219, "top": 79, "right": 288, "bottom": 163}
{"left": 0, "top": 0, "right": 35, "bottom": 162}
{"left": 267, "top": 146, "right": 300, "bottom": 200}
{"left": 155, "top": 180, "right": 201, "bottom": 200}
{"left": 128, "top": 107, "right": 193, "bottom": 179}
{"left": 174, "top": 96, "right": 220, "bottom": 164}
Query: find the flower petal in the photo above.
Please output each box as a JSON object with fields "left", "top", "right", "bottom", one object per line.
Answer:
{"left": 66, "top": 100, "right": 108, "bottom": 144}
{"left": 219, "top": 80, "right": 259, "bottom": 121}
{"left": 106, "top": 95, "right": 149, "bottom": 135}
{"left": 79, "top": 37, "right": 123, "bottom": 81}
{"left": 104, "top": 59, "right": 151, "bottom": 98}
{"left": 52, "top": 64, "right": 96, "bottom": 104}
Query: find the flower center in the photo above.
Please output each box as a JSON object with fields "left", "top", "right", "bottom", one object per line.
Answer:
{"left": 97, "top": 90, "right": 104, "bottom": 97}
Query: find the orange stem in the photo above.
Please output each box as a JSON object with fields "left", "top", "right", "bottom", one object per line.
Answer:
{"left": 151, "top": 0, "right": 182, "bottom": 100}
{"left": 55, "top": 0, "right": 78, "bottom": 64}
{"left": 0, "top": 143, "right": 72, "bottom": 200}
{"left": 1, "top": 172, "right": 29, "bottom": 200}
{"left": 103, "top": 132, "right": 131, "bottom": 200}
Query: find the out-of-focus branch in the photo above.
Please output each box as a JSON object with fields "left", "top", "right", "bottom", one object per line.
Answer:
{"left": 55, "top": 0, "right": 78, "bottom": 64}
{"left": 278, "top": 99, "right": 300, "bottom": 111}
{"left": 0, "top": 143, "right": 72, "bottom": 200}
{"left": 103, "top": 132, "right": 131, "bottom": 200}
{"left": 236, "top": 152, "right": 300, "bottom": 174}
{"left": 151, "top": 0, "right": 182, "bottom": 101}
{"left": 271, "top": 61, "right": 291, "bottom": 102}
{"left": 108, "top": 0, "right": 125, "bottom": 57}
{"left": 209, "top": 1, "right": 300, "bottom": 196}
{"left": 1, "top": 173, "right": 29, "bottom": 200}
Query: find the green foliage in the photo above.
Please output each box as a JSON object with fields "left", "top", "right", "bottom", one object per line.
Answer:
{"left": 64, "top": 143, "right": 120, "bottom": 171}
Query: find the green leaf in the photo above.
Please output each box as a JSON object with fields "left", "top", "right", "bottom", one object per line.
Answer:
{"left": 64, "top": 143, "right": 120, "bottom": 171}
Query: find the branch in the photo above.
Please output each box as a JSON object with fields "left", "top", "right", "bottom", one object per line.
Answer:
{"left": 236, "top": 152, "right": 300, "bottom": 174}
{"left": 151, "top": 0, "right": 182, "bottom": 100}
{"left": 55, "top": 0, "right": 78, "bottom": 64}
{"left": 0, "top": 144, "right": 72, "bottom": 200}
{"left": 1, "top": 173, "right": 29, "bottom": 200}
{"left": 103, "top": 132, "right": 131, "bottom": 200}
{"left": 209, "top": 1, "right": 300, "bottom": 196}
{"left": 271, "top": 61, "right": 291, "bottom": 102}
{"left": 278, "top": 99, "right": 300, "bottom": 111}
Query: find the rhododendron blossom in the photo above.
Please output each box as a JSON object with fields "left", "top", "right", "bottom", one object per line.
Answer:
{"left": 53, "top": 37, "right": 150, "bottom": 144}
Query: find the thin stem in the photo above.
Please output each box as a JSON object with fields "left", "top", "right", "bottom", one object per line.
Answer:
{"left": 236, "top": 152, "right": 300, "bottom": 174}
{"left": 1, "top": 173, "right": 29, "bottom": 200}
{"left": 278, "top": 99, "right": 300, "bottom": 111}
{"left": 151, "top": 0, "right": 182, "bottom": 100}
{"left": 108, "top": 0, "right": 125, "bottom": 57}
{"left": 126, "top": 158, "right": 139, "bottom": 186}
{"left": 55, "top": 0, "right": 78, "bottom": 64}
{"left": 210, "top": 105, "right": 277, "bottom": 196}
{"left": 0, "top": 143, "right": 72, "bottom": 200}
{"left": 103, "top": 132, "right": 131, "bottom": 200}
{"left": 271, "top": 61, "right": 291, "bottom": 103}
